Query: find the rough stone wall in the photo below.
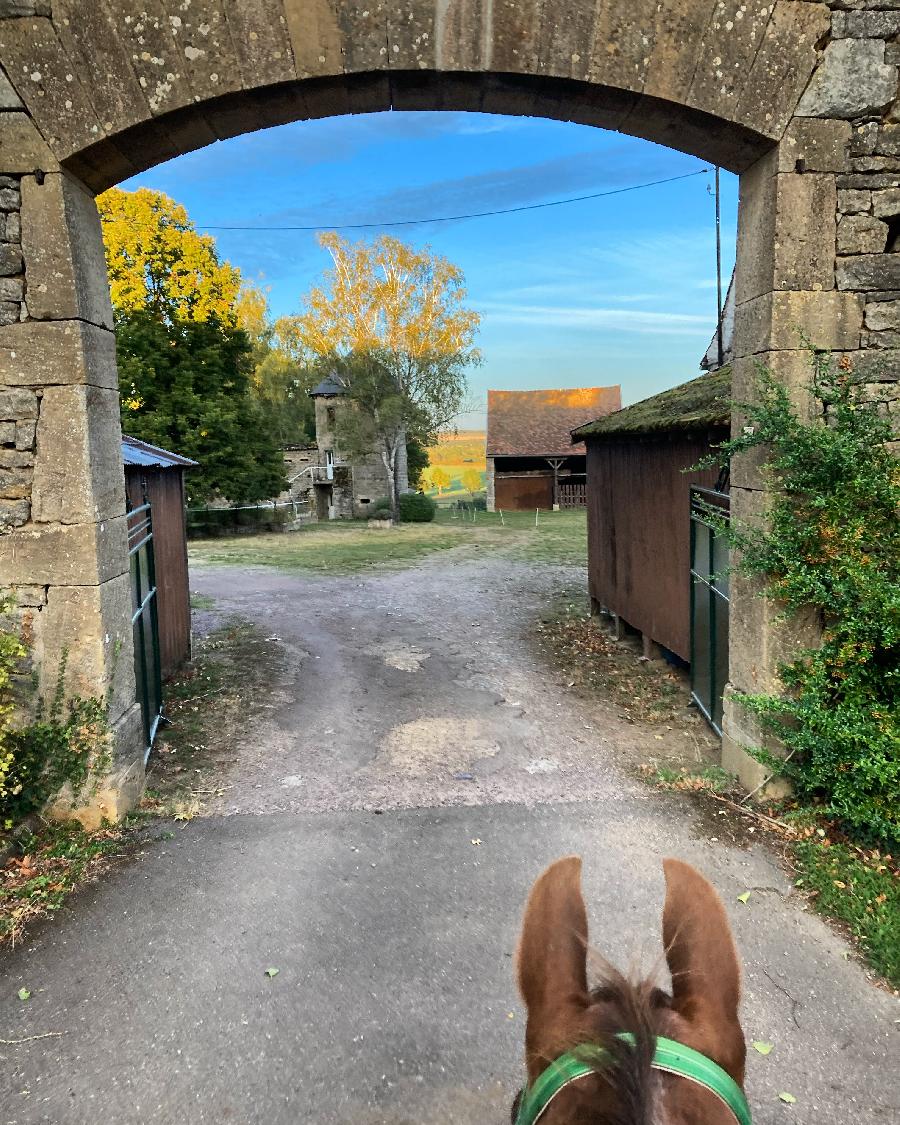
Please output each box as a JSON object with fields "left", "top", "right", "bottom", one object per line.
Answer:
{"left": 0, "top": 0, "right": 896, "bottom": 811}
{"left": 485, "top": 457, "right": 495, "bottom": 512}
{"left": 722, "top": 2, "right": 900, "bottom": 791}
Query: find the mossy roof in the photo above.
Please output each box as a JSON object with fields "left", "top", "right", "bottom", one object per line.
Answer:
{"left": 571, "top": 366, "right": 731, "bottom": 441}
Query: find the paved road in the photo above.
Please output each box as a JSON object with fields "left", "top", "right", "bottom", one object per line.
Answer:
{"left": 1, "top": 555, "right": 896, "bottom": 1124}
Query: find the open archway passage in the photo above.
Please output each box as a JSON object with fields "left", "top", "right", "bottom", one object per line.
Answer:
{"left": 0, "top": 0, "right": 896, "bottom": 969}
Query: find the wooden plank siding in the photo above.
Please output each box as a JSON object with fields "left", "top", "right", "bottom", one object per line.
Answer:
{"left": 584, "top": 432, "right": 726, "bottom": 662}
{"left": 125, "top": 468, "right": 192, "bottom": 679}
{"left": 494, "top": 472, "right": 554, "bottom": 511}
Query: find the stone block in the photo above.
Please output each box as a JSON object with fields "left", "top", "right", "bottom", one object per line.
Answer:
{"left": 282, "top": 0, "right": 344, "bottom": 78}
{"left": 0, "top": 112, "right": 59, "bottom": 174}
{"left": 735, "top": 0, "right": 830, "bottom": 138}
{"left": 865, "top": 300, "right": 900, "bottom": 332}
{"left": 832, "top": 11, "right": 900, "bottom": 40}
{"left": 873, "top": 188, "right": 900, "bottom": 218}
{"left": 52, "top": 0, "right": 160, "bottom": 136}
{"left": 778, "top": 118, "right": 852, "bottom": 174}
{"left": 0, "top": 386, "right": 36, "bottom": 417}
{"left": 0, "top": 514, "right": 128, "bottom": 584}
{"left": 105, "top": 0, "right": 197, "bottom": 119}
{"left": 837, "top": 254, "right": 900, "bottom": 291}
{"left": 639, "top": 0, "right": 720, "bottom": 107}
{"left": 175, "top": 0, "right": 244, "bottom": 102}
{"left": 0, "top": 15, "right": 104, "bottom": 158}
{"left": 0, "top": 66, "right": 22, "bottom": 109}
{"left": 875, "top": 125, "right": 900, "bottom": 157}
{"left": 32, "top": 385, "right": 126, "bottom": 524}
{"left": 38, "top": 573, "right": 136, "bottom": 726}
{"left": 838, "top": 189, "right": 873, "bottom": 216}
{"left": 0, "top": 300, "right": 18, "bottom": 325}
{"left": 736, "top": 162, "right": 836, "bottom": 303}
{"left": 687, "top": 0, "right": 777, "bottom": 121}
{"left": 2, "top": 212, "right": 20, "bottom": 241}
{"left": 224, "top": 0, "right": 295, "bottom": 87}
{"left": 0, "top": 497, "right": 29, "bottom": 527}
{"left": 45, "top": 704, "right": 145, "bottom": 829}
{"left": 0, "top": 419, "right": 12, "bottom": 443}
{"left": 796, "top": 39, "right": 897, "bottom": 119}
{"left": 727, "top": 487, "right": 823, "bottom": 696}
{"left": 20, "top": 172, "right": 113, "bottom": 328}
{"left": 0, "top": 275, "right": 23, "bottom": 301}
{"left": 730, "top": 350, "right": 820, "bottom": 490}
{"left": 0, "top": 319, "right": 119, "bottom": 388}
{"left": 0, "top": 461, "right": 30, "bottom": 497}
{"left": 721, "top": 690, "right": 793, "bottom": 800}
{"left": 837, "top": 214, "right": 889, "bottom": 255}
{"left": 0, "top": 184, "right": 19, "bottom": 210}
{"left": 14, "top": 418, "right": 34, "bottom": 448}
{"left": 734, "top": 291, "right": 863, "bottom": 358}
{"left": 7, "top": 584, "right": 46, "bottom": 607}
{"left": 584, "top": 0, "right": 658, "bottom": 93}
{"left": 0, "top": 242, "right": 22, "bottom": 275}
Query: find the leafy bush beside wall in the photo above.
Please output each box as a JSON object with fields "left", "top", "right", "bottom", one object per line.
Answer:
{"left": 711, "top": 351, "right": 899, "bottom": 847}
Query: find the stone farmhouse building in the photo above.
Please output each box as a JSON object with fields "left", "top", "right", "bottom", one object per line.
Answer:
{"left": 279, "top": 372, "right": 408, "bottom": 521}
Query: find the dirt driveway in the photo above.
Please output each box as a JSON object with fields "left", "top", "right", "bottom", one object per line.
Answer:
{"left": 189, "top": 553, "right": 701, "bottom": 816}
{"left": 0, "top": 548, "right": 896, "bottom": 1125}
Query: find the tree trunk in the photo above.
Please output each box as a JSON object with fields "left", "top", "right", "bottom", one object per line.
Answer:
{"left": 381, "top": 441, "right": 399, "bottom": 523}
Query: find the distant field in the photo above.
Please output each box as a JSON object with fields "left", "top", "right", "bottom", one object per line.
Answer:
{"left": 424, "top": 430, "right": 486, "bottom": 496}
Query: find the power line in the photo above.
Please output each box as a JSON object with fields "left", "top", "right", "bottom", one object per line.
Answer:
{"left": 200, "top": 168, "right": 711, "bottom": 233}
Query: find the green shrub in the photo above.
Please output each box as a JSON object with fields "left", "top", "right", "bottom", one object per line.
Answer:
{"left": 709, "top": 350, "right": 900, "bottom": 847}
{"left": 399, "top": 491, "right": 436, "bottom": 522}
{"left": 0, "top": 605, "right": 110, "bottom": 829}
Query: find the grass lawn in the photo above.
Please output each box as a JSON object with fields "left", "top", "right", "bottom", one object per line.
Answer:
{"left": 189, "top": 508, "right": 587, "bottom": 574}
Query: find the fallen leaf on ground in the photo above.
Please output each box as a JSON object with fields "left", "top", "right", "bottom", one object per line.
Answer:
{"left": 778, "top": 1092, "right": 797, "bottom": 1104}
{"left": 264, "top": 967, "right": 279, "bottom": 978}
{"left": 752, "top": 1041, "right": 774, "bottom": 1055}
{"left": 737, "top": 891, "right": 751, "bottom": 904}
{"left": 17, "top": 988, "right": 30, "bottom": 1001}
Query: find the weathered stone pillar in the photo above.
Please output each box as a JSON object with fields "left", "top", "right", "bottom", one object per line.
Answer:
{"left": 724, "top": 18, "right": 900, "bottom": 792}
{"left": 0, "top": 117, "right": 142, "bottom": 824}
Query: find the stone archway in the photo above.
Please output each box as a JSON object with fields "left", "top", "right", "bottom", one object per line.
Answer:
{"left": 0, "top": 2, "right": 895, "bottom": 818}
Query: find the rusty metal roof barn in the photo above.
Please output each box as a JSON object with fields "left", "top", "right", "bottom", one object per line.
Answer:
{"left": 486, "top": 387, "right": 622, "bottom": 458}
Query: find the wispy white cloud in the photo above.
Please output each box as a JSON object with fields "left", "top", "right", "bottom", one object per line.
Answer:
{"left": 480, "top": 302, "right": 711, "bottom": 335}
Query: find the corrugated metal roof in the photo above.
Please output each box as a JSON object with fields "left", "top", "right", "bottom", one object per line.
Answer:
{"left": 572, "top": 367, "right": 731, "bottom": 441}
{"left": 122, "top": 434, "right": 198, "bottom": 469}
{"left": 486, "top": 386, "right": 621, "bottom": 457}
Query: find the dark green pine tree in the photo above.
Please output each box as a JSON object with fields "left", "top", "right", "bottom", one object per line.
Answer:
{"left": 115, "top": 311, "right": 287, "bottom": 505}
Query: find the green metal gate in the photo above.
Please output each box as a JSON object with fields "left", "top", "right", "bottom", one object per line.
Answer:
{"left": 690, "top": 484, "right": 730, "bottom": 733}
{"left": 128, "top": 502, "right": 163, "bottom": 760}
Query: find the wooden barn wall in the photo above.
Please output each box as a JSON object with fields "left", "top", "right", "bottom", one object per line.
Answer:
{"left": 494, "top": 473, "right": 554, "bottom": 511}
{"left": 585, "top": 432, "right": 725, "bottom": 662}
{"left": 125, "top": 468, "right": 191, "bottom": 679}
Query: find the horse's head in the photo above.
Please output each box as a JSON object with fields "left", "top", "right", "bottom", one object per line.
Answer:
{"left": 513, "top": 857, "right": 747, "bottom": 1125}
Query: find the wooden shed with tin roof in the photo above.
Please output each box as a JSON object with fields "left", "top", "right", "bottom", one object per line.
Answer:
{"left": 572, "top": 366, "right": 731, "bottom": 689}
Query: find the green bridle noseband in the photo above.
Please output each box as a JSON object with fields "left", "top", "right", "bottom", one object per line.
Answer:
{"left": 515, "top": 1034, "right": 752, "bottom": 1125}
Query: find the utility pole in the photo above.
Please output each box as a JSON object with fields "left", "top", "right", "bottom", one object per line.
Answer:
{"left": 715, "top": 166, "right": 724, "bottom": 370}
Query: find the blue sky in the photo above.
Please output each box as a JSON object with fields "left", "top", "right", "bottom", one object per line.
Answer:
{"left": 122, "top": 111, "right": 737, "bottom": 427}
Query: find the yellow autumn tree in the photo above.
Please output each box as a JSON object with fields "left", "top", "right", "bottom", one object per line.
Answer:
{"left": 293, "top": 232, "right": 481, "bottom": 365}
{"left": 97, "top": 186, "right": 242, "bottom": 322}
{"left": 461, "top": 468, "right": 483, "bottom": 496}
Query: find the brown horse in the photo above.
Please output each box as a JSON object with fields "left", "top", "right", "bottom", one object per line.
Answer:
{"left": 513, "top": 857, "right": 748, "bottom": 1125}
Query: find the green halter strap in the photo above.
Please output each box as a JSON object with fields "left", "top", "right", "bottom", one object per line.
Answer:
{"left": 515, "top": 1034, "right": 752, "bottom": 1125}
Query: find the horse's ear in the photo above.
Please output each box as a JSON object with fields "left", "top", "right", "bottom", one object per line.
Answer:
{"left": 662, "top": 858, "right": 745, "bottom": 1083}
{"left": 517, "top": 856, "right": 590, "bottom": 1075}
